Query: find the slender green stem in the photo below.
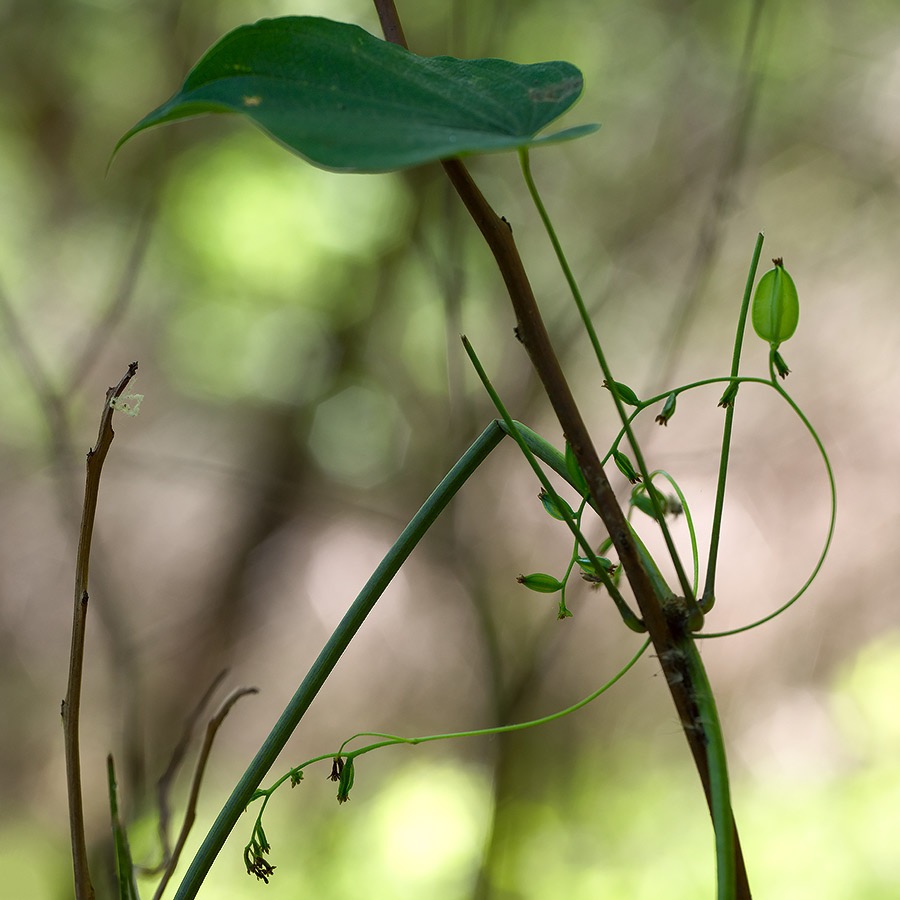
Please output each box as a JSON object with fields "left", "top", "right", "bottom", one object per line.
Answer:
{"left": 648, "top": 470, "right": 699, "bottom": 597}
{"left": 681, "top": 640, "right": 737, "bottom": 900}
{"left": 107, "top": 755, "right": 139, "bottom": 900}
{"left": 173, "top": 421, "right": 506, "bottom": 899}
{"left": 702, "top": 233, "right": 764, "bottom": 612}
{"left": 518, "top": 149, "right": 698, "bottom": 620}
{"left": 701, "top": 352, "right": 837, "bottom": 638}
{"left": 343, "top": 637, "right": 650, "bottom": 755}
{"left": 250, "top": 635, "right": 650, "bottom": 795}
{"left": 463, "top": 336, "right": 645, "bottom": 631}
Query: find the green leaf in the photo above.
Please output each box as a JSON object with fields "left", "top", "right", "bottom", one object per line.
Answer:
{"left": 115, "top": 16, "right": 599, "bottom": 173}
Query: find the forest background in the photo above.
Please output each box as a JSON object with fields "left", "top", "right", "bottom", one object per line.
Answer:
{"left": 2, "top": 1, "right": 899, "bottom": 897}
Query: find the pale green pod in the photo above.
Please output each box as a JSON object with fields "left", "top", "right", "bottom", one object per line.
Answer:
{"left": 751, "top": 258, "right": 799, "bottom": 347}
{"left": 517, "top": 572, "right": 563, "bottom": 593}
{"left": 538, "top": 489, "right": 575, "bottom": 521}
{"left": 603, "top": 379, "right": 641, "bottom": 407}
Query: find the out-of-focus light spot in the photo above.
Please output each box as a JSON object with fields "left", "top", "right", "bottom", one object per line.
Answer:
{"left": 165, "top": 135, "right": 411, "bottom": 297}
{"left": 308, "top": 383, "right": 410, "bottom": 487}
{"left": 368, "top": 762, "right": 489, "bottom": 885}
{"left": 832, "top": 631, "right": 900, "bottom": 757}
{"left": 165, "top": 301, "right": 335, "bottom": 404}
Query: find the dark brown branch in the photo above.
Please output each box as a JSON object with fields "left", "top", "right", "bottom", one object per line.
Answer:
{"left": 63, "top": 361, "right": 138, "bottom": 900}
{"left": 374, "top": 4, "right": 749, "bottom": 895}
{"left": 372, "top": 0, "right": 407, "bottom": 48}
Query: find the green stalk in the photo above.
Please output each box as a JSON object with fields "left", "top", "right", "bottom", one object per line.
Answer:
{"left": 702, "top": 233, "right": 764, "bottom": 611}
{"left": 173, "top": 421, "right": 506, "bottom": 898}
{"left": 518, "top": 149, "right": 698, "bottom": 622}
{"left": 702, "top": 352, "right": 837, "bottom": 638}
{"left": 681, "top": 640, "right": 738, "bottom": 900}
{"left": 343, "top": 636, "right": 650, "bottom": 755}
{"left": 463, "top": 336, "right": 645, "bottom": 631}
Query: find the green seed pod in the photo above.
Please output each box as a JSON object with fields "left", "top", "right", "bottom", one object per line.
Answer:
{"left": 603, "top": 380, "right": 641, "bottom": 407}
{"left": 538, "top": 489, "right": 574, "bottom": 521}
{"left": 751, "top": 258, "right": 799, "bottom": 348}
{"left": 576, "top": 555, "right": 616, "bottom": 576}
{"left": 613, "top": 450, "right": 642, "bottom": 484}
{"left": 565, "top": 441, "right": 589, "bottom": 497}
{"left": 655, "top": 392, "right": 677, "bottom": 426}
{"left": 517, "top": 572, "right": 563, "bottom": 593}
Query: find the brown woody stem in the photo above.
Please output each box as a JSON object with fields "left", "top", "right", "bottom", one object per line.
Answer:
{"left": 373, "top": 5, "right": 750, "bottom": 896}
{"left": 63, "top": 361, "right": 138, "bottom": 900}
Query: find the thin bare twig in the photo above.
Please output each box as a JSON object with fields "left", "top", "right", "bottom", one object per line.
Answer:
{"left": 152, "top": 686, "right": 259, "bottom": 900}
{"left": 62, "top": 361, "right": 139, "bottom": 900}
{"left": 2, "top": 212, "right": 155, "bottom": 800}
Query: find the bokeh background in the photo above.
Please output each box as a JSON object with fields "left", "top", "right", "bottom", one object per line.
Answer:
{"left": 2, "top": 0, "right": 900, "bottom": 897}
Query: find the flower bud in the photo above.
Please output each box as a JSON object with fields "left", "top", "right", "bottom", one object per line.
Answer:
{"left": 751, "top": 258, "right": 799, "bottom": 348}
{"left": 538, "top": 489, "right": 574, "bottom": 521}
{"left": 613, "top": 450, "right": 641, "bottom": 484}
{"left": 603, "top": 380, "right": 641, "bottom": 407}
{"left": 655, "top": 392, "right": 677, "bottom": 426}
{"left": 336, "top": 756, "right": 355, "bottom": 804}
{"left": 557, "top": 598, "right": 573, "bottom": 620}
{"left": 773, "top": 350, "right": 791, "bottom": 379}
{"left": 718, "top": 382, "right": 739, "bottom": 409}
{"left": 517, "top": 572, "right": 563, "bottom": 593}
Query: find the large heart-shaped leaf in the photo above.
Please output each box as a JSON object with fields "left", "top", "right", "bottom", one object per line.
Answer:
{"left": 115, "top": 16, "right": 598, "bottom": 172}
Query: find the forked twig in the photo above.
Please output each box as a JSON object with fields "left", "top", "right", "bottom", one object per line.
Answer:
{"left": 140, "top": 670, "right": 229, "bottom": 877}
{"left": 62, "top": 361, "right": 139, "bottom": 900}
{"left": 151, "top": 685, "right": 259, "bottom": 900}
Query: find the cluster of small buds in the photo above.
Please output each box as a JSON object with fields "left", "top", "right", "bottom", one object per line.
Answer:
{"left": 244, "top": 826, "right": 275, "bottom": 884}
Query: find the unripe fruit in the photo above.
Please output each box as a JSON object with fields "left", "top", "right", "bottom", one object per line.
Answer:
{"left": 751, "top": 258, "right": 799, "bottom": 348}
{"left": 517, "top": 572, "right": 563, "bottom": 593}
